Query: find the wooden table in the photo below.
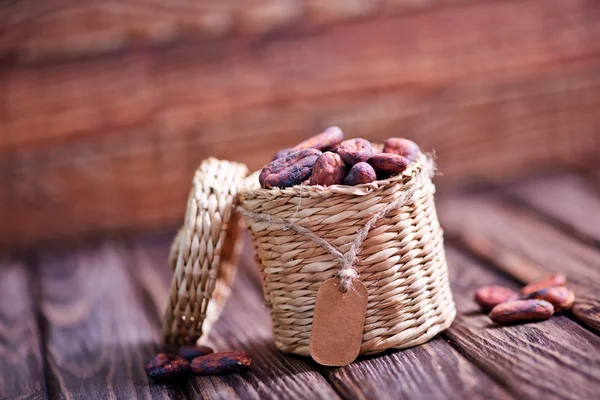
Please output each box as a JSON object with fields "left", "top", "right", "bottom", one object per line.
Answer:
{"left": 2, "top": 170, "right": 600, "bottom": 400}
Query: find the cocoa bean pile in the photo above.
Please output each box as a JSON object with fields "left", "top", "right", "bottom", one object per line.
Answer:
{"left": 474, "top": 274, "right": 575, "bottom": 325}
{"left": 259, "top": 127, "right": 420, "bottom": 189}
{"left": 145, "top": 345, "right": 252, "bottom": 381}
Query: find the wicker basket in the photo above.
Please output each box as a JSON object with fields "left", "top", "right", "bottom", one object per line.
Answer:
{"left": 163, "top": 153, "right": 456, "bottom": 358}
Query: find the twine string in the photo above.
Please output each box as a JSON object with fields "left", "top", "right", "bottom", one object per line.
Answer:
{"left": 237, "top": 159, "right": 433, "bottom": 293}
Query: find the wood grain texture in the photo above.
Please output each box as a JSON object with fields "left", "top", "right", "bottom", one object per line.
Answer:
{"left": 3, "top": 0, "right": 600, "bottom": 152}
{"left": 2, "top": 61, "right": 600, "bottom": 246}
{"left": 38, "top": 241, "right": 188, "bottom": 400}
{"left": 444, "top": 247, "right": 600, "bottom": 400}
{"left": 0, "top": 260, "right": 46, "bottom": 400}
{"left": 507, "top": 173, "right": 600, "bottom": 245}
{"left": 0, "top": 0, "right": 514, "bottom": 63}
{"left": 2, "top": 0, "right": 600, "bottom": 245}
{"left": 135, "top": 234, "right": 342, "bottom": 400}
{"left": 438, "top": 193, "right": 600, "bottom": 332}
{"left": 232, "top": 235, "right": 510, "bottom": 399}
{"left": 217, "top": 237, "right": 510, "bottom": 400}
{"left": 319, "top": 337, "right": 511, "bottom": 400}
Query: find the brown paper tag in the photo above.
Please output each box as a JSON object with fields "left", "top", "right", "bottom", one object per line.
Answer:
{"left": 309, "top": 278, "right": 368, "bottom": 366}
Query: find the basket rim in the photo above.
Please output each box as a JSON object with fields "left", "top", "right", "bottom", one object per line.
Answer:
{"left": 240, "top": 152, "right": 432, "bottom": 199}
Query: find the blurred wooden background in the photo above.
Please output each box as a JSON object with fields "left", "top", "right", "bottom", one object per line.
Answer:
{"left": 1, "top": 0, "right": 600, "bottom": 245}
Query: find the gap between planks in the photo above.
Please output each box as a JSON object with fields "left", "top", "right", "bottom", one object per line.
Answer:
{"left": 442, "top": 246, "right": 600, "bottom": 400}
{"left": 502, "top": 172, "right": 600, "bottom": 249}
{"left": 438, "top": 177, "right": 600, "bottom": 333}
{"left": 9, "top": 168, "right": 600, "bottom": 400}
{"left": 0, "top": 253, "right": 47, "bottom": 400}
{"left": 231, "top": 239, "right": 512, "bottom": 400}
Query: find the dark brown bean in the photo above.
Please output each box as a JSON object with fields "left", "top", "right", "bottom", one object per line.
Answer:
{"left": 383, "top": 138, "right": 420, "bottom": 162}
{"left": 190, "top": 351, "right": 252, "bottom": 375}
{"left": 145, "top": 353, "right": 190, "bottom": 381}
{"left": 522, "top": 286, "right": 575, "bottom": 313}
{"left": 310, "top": 152, "right": 347, "bottom": 186}
{"left": 272, "top": 147, "right": 294, "bottom": 161}
{"left": 259, "top": 149, "right": 322, "bottom": 189}
{"left": 337, "top": 138, "right": 373, "bottom": 166}
{"left": 474, "top": 285, "right": 519, "bottom": 312}
{"left": 521, "top": 274, "right": 566, "bottom": 295}
{"left": 368, "top": 153, "right": 409, "bottom": 177}
{"left": 489, "top": 299, "right": 554, "bottom": 325}
{"left": 293, "top": 126, "right": 344, "bottom": 151}
{"left": 343, "top": 162, "right": 377, "bottom": 185}
{"left": 179, "top": 345, "right": 214, "bottom": 361}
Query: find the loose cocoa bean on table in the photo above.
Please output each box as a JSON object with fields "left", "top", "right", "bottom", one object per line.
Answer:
{"left": 474, "top": 285, "right": 518, "bottom": 312}
{"left": 520, "top": 274, "right": 566, "bottom": 295}
{"left": 489, "top": 299, "right": 554, "bottom": 325}
{"left": 179, "top": 345, "right": 214, "bottom": 362}
{"left": 344, "top": 162, "right": 377, "bottom": 185}
{"left": 145, "top": 353, "right": 190, "bottom": 381}
{"left": 259, "top": 149, "right": 322, "bottom": 189}
{"left": 191, "top": 351, "right": 252, "bottom": 375}
{"left": 522, "top": 286, "right": 575, "bottom": 313}
{"left": 368, "top": 153, "right": 409, "bottom": 177}
{"left": 383, "top": 138, "right": 420, "bottom": 162}
{"left": 337, "top": 138, "right": 373, "bottom": 166}
{"left": 293, "top": 126, "right": 344, "bottom": 152}
{"left": 310, "top": 152, "right": 347, "bottom": 186}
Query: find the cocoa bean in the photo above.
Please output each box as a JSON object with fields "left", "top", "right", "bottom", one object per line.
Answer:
{"left": 190, "top": 351, "right": 252, "bottom": 375}
{"left": 383, "top": 138, "right": 420, "bottom": 162}
{"left": 272, "top": 147, "right": 294, "bottom": 161}
{"left": 522, "top": 286, "right": 575, "bottom": 313}
{"left": 259, "top": 149, "right": 322, "bottom": 189}
{"left": 521, "top": 274, "right": 566, "bottom": 295}
{"left": 368, "top": 153, "right": 409, "bottom": 177}
{"left": 310, "top": 152, "right": 347, "bottom": 186}
{"left": 343, "top": 162, "right": 377, "bottom": 185}
{"left": 474, "top": 285, "right": 518, "bottom": 312}
{"left": 489, "top": 299, "right": 554, "bottom": 325}
{"left": 337, "top": 138, "right": 373, "bottom": 166}
{"left": 293, "top": 126, "right": 344, "bottom": 151}
{"left": 179, "top": 345, "right": 214, "bottom": 361}
{"left": 145, "top": 353, "right": 190, "bottom": 381}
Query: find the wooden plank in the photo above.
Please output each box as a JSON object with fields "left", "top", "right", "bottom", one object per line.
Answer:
{"left": 319, "top": 336, "right": 511, "bottom": 400}
{"left": 133, "top": 234, "right": 341, "bottom": 400}
{"left": 219, "top": 238, "right": 509, "bottom": 399}
{"left": 2, "top": 0, "right": 600, "bottom": 245}
{"left": 444, "top": 247, "right": 600, "bottom": 400}
{"left": 0, "top": 259, "right": 47, "bottom": 400}
{"left": 38, "top": 241, "right": 188, "bottom": 399}
{"left": 438, "top": 193, "right": 600, "bottom": 332}
{"left": 507, "top": 173, "right": 600, "bottom": 245}
{"left": 3, "top": 0, "right": 600, "bottom": 152}
{"left": 2, "top": 60, "right": 600, "bottom": 246}
{"left": 138, "top": 232, "right": 511, "bottom": 399}
{"left": 0, "top": 0, "right": 536, "bottom": 63}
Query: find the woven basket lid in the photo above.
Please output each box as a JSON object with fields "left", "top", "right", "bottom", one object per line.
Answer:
{"left": 162, "top": 158, "right": 248, "bottom": 345}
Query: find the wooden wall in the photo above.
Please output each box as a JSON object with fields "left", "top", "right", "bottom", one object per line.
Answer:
{"left": 1, "top": 0, "right": 600, "bottom": 245}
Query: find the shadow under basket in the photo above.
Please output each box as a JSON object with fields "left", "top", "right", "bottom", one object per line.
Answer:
{"left": 163, "top": 154, "right": 456, "bottom": 359}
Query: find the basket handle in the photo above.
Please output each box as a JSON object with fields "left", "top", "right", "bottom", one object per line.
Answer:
{"left": 163, "top": 158, "right": 249, "bottom": 345}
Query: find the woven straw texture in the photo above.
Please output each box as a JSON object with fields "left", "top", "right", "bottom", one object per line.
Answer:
{"left": 163, "top": 158, "right": 248, "bottom": 345}
{"left": 238, "top": 154, "right": 456, "bottom": 356}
